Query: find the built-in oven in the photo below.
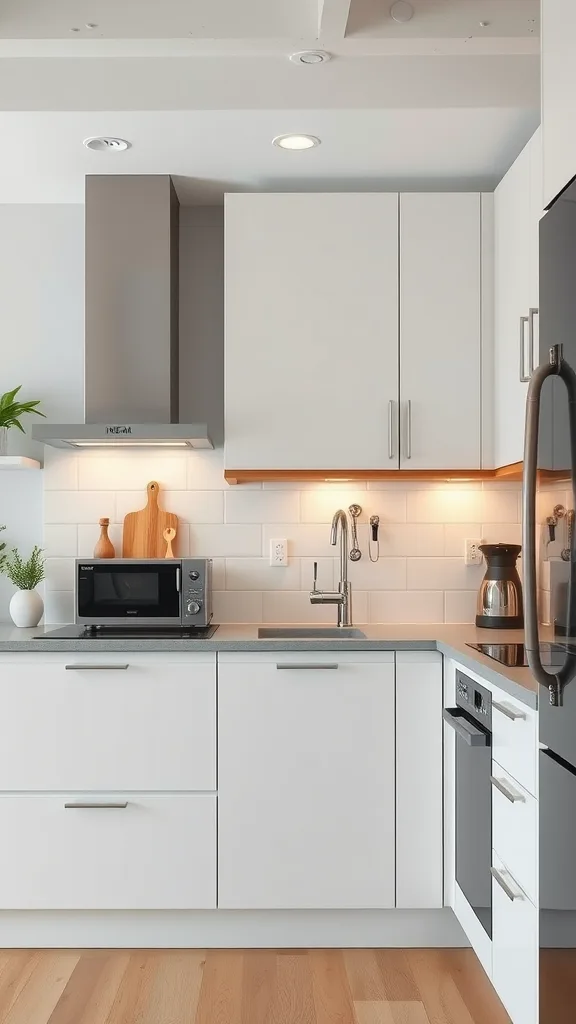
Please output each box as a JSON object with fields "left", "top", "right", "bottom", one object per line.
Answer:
{"left": 75, "top": 558, "right": 213, "bottom": 627}
{"left": 443, "top": 671, "right": 493, "bottom": 939}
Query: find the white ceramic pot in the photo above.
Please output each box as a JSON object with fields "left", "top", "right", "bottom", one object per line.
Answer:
{"left": 9, "top": 589, "right": 44, "bottom": 628}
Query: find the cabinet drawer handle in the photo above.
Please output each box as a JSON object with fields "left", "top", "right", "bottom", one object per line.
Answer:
{"left": 64, "top": 664, "right": 129, "bottom": 671}
{"left": 493, "top": 700, "right": 526, "bottom": 721}
{"left": 491, "top": 776, "right": 526, "bottom": 803}
{"left": 519, "top": 315, "right": 530, "bottom": 382}
{"left": 276, "top": 663, "right": 339, "bottom": 671}
{"left": 64, "top": 801, "right": 128, "bottom": 809}
{"left": 405, "top": 400, "right": 412, "bottom": 459}
{"left": 491, "top": 866, "right": 524, "bottom": 902}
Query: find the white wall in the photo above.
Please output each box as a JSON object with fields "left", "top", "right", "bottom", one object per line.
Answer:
{"left": 0, "top": 205, "right": 84, "bottom": 620}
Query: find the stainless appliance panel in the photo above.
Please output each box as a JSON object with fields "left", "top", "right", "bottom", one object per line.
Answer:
{"left": 75, "top": 558, "right": 212, "bottom": 627}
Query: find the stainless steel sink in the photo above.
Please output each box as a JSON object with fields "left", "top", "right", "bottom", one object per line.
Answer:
{"left": 257, "top": 627, "right": 367, "bottom": 640}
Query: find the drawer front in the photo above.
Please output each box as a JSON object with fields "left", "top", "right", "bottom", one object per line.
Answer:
{"left": 492, "top": 853, "right": 538, "bottom": 1024}
{"left": 0, "top": 657, "right": 216, "bottom": 791}
{"left": 0, "top": 794, "right": 216, "bottom": 909}
{"left": 492, "top": 761, "right": 537, "bottom": 904}
{"left": 491, "top": 688, "right": 537, "bottom": 795}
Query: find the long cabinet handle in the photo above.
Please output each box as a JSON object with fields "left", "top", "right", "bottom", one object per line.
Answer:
{"left": 490, "top": 775, "right": 526, "bottom": 803}
{"left": 276, "top": 663, "right": 339, "bottom": 671}
{"left": 405, "top": 400, "right": 412, "bottom": 459}
{"left": 388, "top": 400, "right": 395, "bottom": 460}
{"left": 64, "top": 801, "right": 129, "bottom": 809}
{"left": 491, "top": 866, "right": 524, "bottom": 902}
{"left": 65, "top": 664, "right": 129, "bottom": 671}
{"left": 493, "top": 700, "right": 526, "bottom": 721}
{"left": 528, "top": 307, "right": 539, "bottom": 377}
{"left": 520, "top": 315, "right": 530, "bottom": 382}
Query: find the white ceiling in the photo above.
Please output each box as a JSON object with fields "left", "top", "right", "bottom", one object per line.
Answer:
{"left": 0, "top": 107, "right": 540, "bottom": 204}
{"left": 0, "top": 0, "right": 541, "bottom": 203}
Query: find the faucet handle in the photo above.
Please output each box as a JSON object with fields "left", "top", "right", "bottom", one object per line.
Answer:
{"left": 312, "top": 561, "right": 318, "bottom": 591}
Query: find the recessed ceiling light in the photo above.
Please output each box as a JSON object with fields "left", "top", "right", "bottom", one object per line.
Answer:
{"left": 390, "top": 1, "right": 414, "bottom": 23}
{"left": 290, "top": 50, "right": 331, "bottom": 65}
{"left": 272, "top": 134, "right": 321, "bottom": 150}
{"left": 83, "top": 137, "right": 131, "bottom": 152}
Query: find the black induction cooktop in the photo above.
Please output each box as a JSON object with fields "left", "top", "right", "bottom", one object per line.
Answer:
{"left": 467, "top": 642, "right": 576, "bottom": 668}
{"left": 38, "top": 624, "right": 219, "bottom": 640}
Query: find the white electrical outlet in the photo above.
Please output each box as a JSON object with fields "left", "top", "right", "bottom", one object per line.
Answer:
{"left": 269, "top": 538, "right": 288, "bottom": 567}
{"left": 464, "top": 539, "right": 484, "bottom": 566}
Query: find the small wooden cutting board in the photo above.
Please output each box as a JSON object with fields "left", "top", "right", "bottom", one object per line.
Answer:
{"left": 122, "top": 481, "right": 178, "bottom": 558}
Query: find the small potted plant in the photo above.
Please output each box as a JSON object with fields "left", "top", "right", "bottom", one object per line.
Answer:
{"left": 0, "top": 386, "right": 45, "bottom": 456}
{"left": 1, "top": 546, "right": 45, "bottom": 627}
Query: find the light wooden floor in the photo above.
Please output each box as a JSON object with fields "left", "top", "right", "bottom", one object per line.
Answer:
{"left": 0, "top": 948, "right": 511, "bottom": 1024}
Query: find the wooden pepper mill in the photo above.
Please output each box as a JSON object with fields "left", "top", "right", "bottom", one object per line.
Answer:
{"left": 94, "top": 518, "right": 115, "bottom": 559}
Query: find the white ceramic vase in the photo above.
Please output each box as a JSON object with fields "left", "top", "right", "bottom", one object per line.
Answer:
{"left": 9, "top": 589, "right": 44, "bottom": 628}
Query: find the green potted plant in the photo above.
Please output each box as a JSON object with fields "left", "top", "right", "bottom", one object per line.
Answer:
{"left": 1, "top": 545, "right": 45, "bottom": 627}
{"left": 0, "top": 386, "right": 45, "bottom": 456}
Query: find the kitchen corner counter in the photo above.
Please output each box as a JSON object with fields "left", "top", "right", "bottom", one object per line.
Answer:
{"left": 0, "top": 622, "right": 540, "bottom": 708}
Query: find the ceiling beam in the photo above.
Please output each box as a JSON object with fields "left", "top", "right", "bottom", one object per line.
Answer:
{"left": 317, "top": 0, "right": 353, "bottom": 41}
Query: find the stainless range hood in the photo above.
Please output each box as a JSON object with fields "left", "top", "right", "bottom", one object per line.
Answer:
{"left": 34, "top": 175, "right": 213, "bottom": 450}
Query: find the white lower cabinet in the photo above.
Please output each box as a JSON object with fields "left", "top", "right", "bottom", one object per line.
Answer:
{"left": 396, "top": 651, "right": 443, "bottom": 908}
{"left": 492, "top": 760, "right": 537, "bottom": 905}
{"left": 217, "top": 651, "right": 396, "bottom": 909}
{"left": 492, "top": 852, "right": 538, "bottom": 1024}
{"left": 0, "top": 794, "right": 217, "bottom": 910}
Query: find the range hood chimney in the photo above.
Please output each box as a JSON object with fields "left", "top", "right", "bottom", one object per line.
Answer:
{"left": 34, "top": 175, "right": 212, "bottom": 450}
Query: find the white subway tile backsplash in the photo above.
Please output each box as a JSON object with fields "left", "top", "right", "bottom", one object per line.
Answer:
{"left": 481, "top": 523, "right": 522, "bottom": 545}
{"left": 44, "top": 591, "right": 74, "bottom": 625}
{"left": 44, "top": 491, "right": 115, "bottom": 525}
{"left": 43, "top": 453, "right": 524, "bottom": 626}
{"left": 379, "top": 524, "right": 444, "bottom": 558}
{"left": 78, "top": 455, "right": 188, "bottom": 492}
{"left": 43, "top": 524, "right": 77, "bottom": 558}
{"left": 44, "top": 449, "right": 78, "bottom": 490}
{"left": 44, "top": 557, "right": 75, "bottom": 592}
{"left": 300, "top": 488, "right": 398, "bottom": 524}
{"left": 225, "top": 490, "right": 300, "bottom": 524}
{"left": 115, "top": 490, "right": 223, "bottom": 525}
{"left": 262, "top": 591, "right": 335, "bottom": 624}
{"left": 191, "top": 524, "right": 262, "bottom": 558}
{"left": 407, "top": 558, "right": 484, "bottom": 591}
{"left": 481, "top": 489, "right": 521, "bottom": 524}
{"left": 225, "top": 557, "right": 301, "bottom": 591}
{"left": 407, "top": 489, "right": 483, "bottom": 524}
{"left": 444, "top": 591, "right": 478, "bottom": 624}
{"left": 444, "top": 524, "right": 483, "bottom": 557}
{"left": 369, "top": 591, "right": 444, "bottom": 624}
{"left": 77, "top": 522, "right": 123, "bottom": 559}
{"left": 213, "top": 590, "right": 263, "bottom": 624}
{"left": 346, "top": 557, "right": 407, "bottom": 591}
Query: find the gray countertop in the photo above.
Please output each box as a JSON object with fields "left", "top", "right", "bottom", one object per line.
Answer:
{"left": 0, "top": 622, "right": 540, "bottom": 708}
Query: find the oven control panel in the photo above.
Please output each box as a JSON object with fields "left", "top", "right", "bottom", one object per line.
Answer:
{"left": 455, "top": 670, "right": 492, "bottom": 728}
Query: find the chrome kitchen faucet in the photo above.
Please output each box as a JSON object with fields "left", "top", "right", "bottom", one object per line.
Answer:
{"left": 309, "top": 509, "right": 353, "bottom": 627}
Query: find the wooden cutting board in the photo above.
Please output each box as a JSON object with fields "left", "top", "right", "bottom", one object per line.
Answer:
{"left": 122, "top": 481, "right": 178, "bottom": 558}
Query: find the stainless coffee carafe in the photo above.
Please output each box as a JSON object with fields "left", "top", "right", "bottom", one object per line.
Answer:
{"left": 476, "top": 543, "right": 524, "bottom": 629}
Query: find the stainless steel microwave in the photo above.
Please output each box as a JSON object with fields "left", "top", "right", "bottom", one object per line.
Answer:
{"left": 75, "top": 558, "right": 213, "bottom": 627}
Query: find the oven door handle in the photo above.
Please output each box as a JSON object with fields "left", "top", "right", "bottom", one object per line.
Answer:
{"left": 442, "top": 708, "right": 490, "bottom": 746}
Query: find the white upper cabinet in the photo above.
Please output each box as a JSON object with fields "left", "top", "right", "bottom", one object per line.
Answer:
{"left": 494, "top": 128, "right": 542, "bottom": 468}
{"left": 225, "top": 193, "right": 399, "bottom": 471}
{"left": 225, "top": 191, "right": 485, "bottom": 473}
{"left": 542, "top": 0, "right": 576, "bottom": 207}
{"left": 399, "top": 194, "right": 482, "bottom": 470}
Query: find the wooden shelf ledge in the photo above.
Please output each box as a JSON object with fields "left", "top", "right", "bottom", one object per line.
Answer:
{"left": 224, "top": 464, "right": 524, "bottom": 485}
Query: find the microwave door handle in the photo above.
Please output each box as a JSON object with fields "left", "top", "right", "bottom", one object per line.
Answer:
{"left": 523, "top": 344, "right": 576, "bottom": 705}
{"left": 175, "top": 567, "right": 181, "bottom": 593}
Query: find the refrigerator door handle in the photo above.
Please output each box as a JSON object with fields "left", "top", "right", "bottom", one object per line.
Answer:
{"left": 523, "top": 344, "right": 576, "bottom": 704}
